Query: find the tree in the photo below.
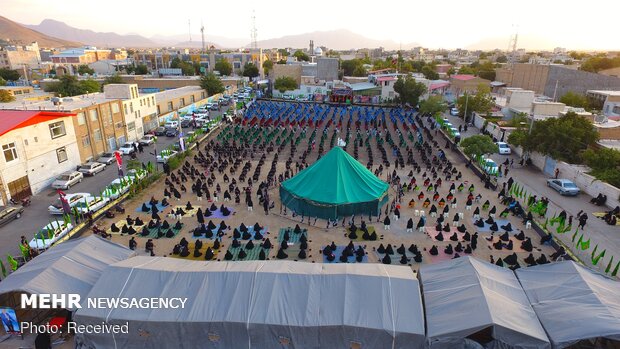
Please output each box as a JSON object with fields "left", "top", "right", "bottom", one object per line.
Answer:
{"left": 393, "top": 75, "right": 427, "bottom": 106}
{"left": 0, "top": 77, "right": 6, "bottom": 86}
{"left": 293, "top": 50, "right": 310, "bottom": 62}
{"left": 77, "top": 65, "right": 95, "bottom": 75}
{"left": 170, "top": 58, "right": 195, "bottom": 76}
{"left": 457, "top": 84, "right": 494, "bottom": 120}
{"left": 277, "top": 49, "right": 289, "bottom": 57}
{"left": 419, "top": 95, "right": 447, "bottom": 116}
{"left": 214, "top": 58, "right": 233, "bottom": 76}
{"left": 447, "top": 67, "right": 456, "bottom": 77}
{"left": 457, "top": 66, "right": 476, "bottom": 75}
{"left": 477, "top": 61, "right": 497, "bottom": 81}
{"left": 200, "top": 73, "right": 225, "bottom": 96}
{"left": 44, "top": 76, "right": 101, "bottom": 96}
{"left": 352, "top": 65, "right": 367, "bottom": 77}
{"left": 341, "top": 59, "right": 367, "bottom": 77}
{"left": 560, "top": 91, "right": 589, "bottom": 109}
{"left": 582, "top": 148, "right": 620, "bottom": 187}
{"left": 80, "top": 79, "right": 101, "bottom": 93}
{"left": 508, "top": 111, "right": 599, "bottom": 163}
{"left": 242, "top": 62, "right": 259, "bottom": 79}
{"left": 0, "top": 68, "right": 20, "bottom": 81}
{"left": 274, "top": 76, "right": 298, "bottom": 93}
{"left": 0, "top": 90, "right": 15, "bottom": 103}
{"left": 263, "top": 60, "right": 274, "bottom": 75}
{"left": 496, "top": 55, "right": 508, "bottom": 63}
{"left": 103, "top": 74, "right": 124, "bottom": 85}
{"left": 134, "top": 64, "right": 148, "bottom": 75}
{"left": 460, "top": 135, "right": 498, "bottom": 157}
{"left": 421, "top": 65, "right": 439, "bottom": 80}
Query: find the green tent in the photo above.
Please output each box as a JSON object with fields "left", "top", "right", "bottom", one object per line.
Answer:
{"left": 280, "top": 146, "right": 389, "bottom": 220}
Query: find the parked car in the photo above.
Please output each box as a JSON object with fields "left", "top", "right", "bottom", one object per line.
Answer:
{"left": 74, "top": 195, "right": 110, "bottom": 214}
{"left": 496, "top": 142, "right": 511, "bottom": 155}
{"left": 219, "top": 99, "right": 230, "bottom": 106}
{"left": 48, "top": 193, "right": 91, "bottom": 215}
{"left": 127, "top": 168, "right": 148, "bottom": 181}
{"left": 480, "top": 158, "right": 499, "bottom": 175}
{"left": 0, "top": 205, "right": 24, "bottom": 226}
{"left": 449, "top": 127, "right": 460, "bottom": 138}
{"left": 118, "top": 143, "right": 136, "bottom": 155}
{"left": 102, "top": 177, "right": 132, "bottom": 200}
{"left": 52, "top": 171, "right": 84, "bottom": 189}
{"left": 139, "top": 135, "right": 156, "bottom": 146}
{"left": 166, "top": 128, "right": 179, "bottom": 137}
{"left": 157, "top": 150, "right": 178, "bottom": 163}
{"left": 153, "top": 127, "right": 166, "bottom": 136}
{"left": 547, "top": 179, "right": 580, "bottom": 196}
{"left": 450, "top": 108, "right": 459, "bottom": 116}
{"left": 207, "top": 103, "right": 218, "bottom": 111}
{"left": 97, "top": 152, "right": 116, "bottom": 165}
{"left": 180, "top": 119, "right": 191, "bottom": 128}
{"left": 77, "top": 162, "right": 106, "bottom": 176}
{"left": 29, "top": 221, "right": 74, "bottom": 250}
{"left": 164, "top": 121, "right": 179, "bottom": 129}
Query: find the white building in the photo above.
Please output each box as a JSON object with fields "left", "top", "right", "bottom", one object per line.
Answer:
{"left": 103, "top": 84, "right": 157, "bottom": 141}
{"left": 0, "top": 110, "right": 81, "bottom": 204}
{"left": 587, "top": 90, "right": 620, "bottom": 120}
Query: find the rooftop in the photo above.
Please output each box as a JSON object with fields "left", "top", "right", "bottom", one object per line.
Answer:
{"left": 587, "top": 90, "right": 620, "bottom": 97}
{"left": 0, "top": 92, "right": 121, "bottom": 111}
{"left": 451, "top": 74, "right": 476, "bottom": 81}
{"left": 598, "top": 140, "right": 620, "bottom": 150}
{"left": 153, "top": 86, "right": 204, "bottom": 101}
{"left": 0, "top": 110, "right": 74, "bottom": 137}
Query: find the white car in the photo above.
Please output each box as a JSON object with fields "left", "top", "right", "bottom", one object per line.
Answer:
{"left": 496, "top": 142, "right": 511, "bottom": 155}
{"left": 74, "top": 196, "right": 110, "bottom": 214}
{"left": 139, "top": 135, "right": 156, "bottom": 145}
{"left": 78, "top": 162, "right": 106, "bottom": 176}
{"left": 52, "top": 171, "right": 84, "bottom": 189}
{"left": 29, "top": 221, "right": 74, "bottom": 250}
{"left": 450, "top": 127, "right": 461, "bottom": 138}
{"left": 97, "top": 152, "right": 116, "bottom": 165}
{"left": 127, "top": 168, "right": 147, "bottom": 181}
{"left": 481, "top": 158, "right": 499, "bottom": 175}
{"left": 118, "top": 143, "right": 136, "bottom": 155}
{"left": 157, "top": 150, "right": 178, "bottom": 163}
{"left": 450, "top": 108, "right": 459, "bottom": 116}
{"left": 48, "top": 193, "right": 92, "bottom": 215}
{"left": 164, "top": 121, "right": 179, "bottom": 129}
{"left": 102, "top": 177, "right": 132, "bottom": 200}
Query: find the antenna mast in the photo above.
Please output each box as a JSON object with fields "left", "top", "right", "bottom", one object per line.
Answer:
{"left": 201, "top": 20, "right": 205, "bottom": 53}
{"left": 188, "top": 19, "right": 192, "bottom": 42}
{"left": 508, "top": 25, "right": 519, "bottom": 68}
{"left": 251, "top": 10, "right": 258, "bottom": 49}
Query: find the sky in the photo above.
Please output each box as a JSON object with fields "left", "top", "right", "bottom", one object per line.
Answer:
{"left": 4, "top": 0, "right": 619, "bottom": 50}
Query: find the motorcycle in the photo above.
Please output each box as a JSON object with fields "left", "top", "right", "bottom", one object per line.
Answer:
{"left": 10, "top": 196, "right": 31, "bottom": 207}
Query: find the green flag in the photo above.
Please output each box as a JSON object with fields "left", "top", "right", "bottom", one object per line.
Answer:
{"left": 580, "top": 238, "right": 590, "bottom": 250}
{"left": 0, "top": 260, "right": 6, "bottom": 278}
{"left": 7, "top": 255, "right": 18, "bottom": 271}
{"left": 575, "top": 234, "right": 583, "bottom": 248}
{"left": 18, "top": 243, "right": 29, "bottom": 260}
{"left": 612, "top": 261, "right": 620, "bottom": 277}
{"left": 571, "top": 229, "right": 579, "bottom": 242}
{"left": 605, "top": 256, "right": 614, "bottom": 274}
{"left": 592, "top": 249, "right": 606, "bottom": 265}
{"left": 591, "top": 244, "right": 598, "bottom": 259}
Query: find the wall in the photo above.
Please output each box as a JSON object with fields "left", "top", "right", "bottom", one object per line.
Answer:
{"left": 317, "top": 58, "right": 339, "bottom": 82}
{"left": 506, "top": 90, "right": 535, "bottom": 109}
{"left": 72, "top": 100, "right": 126, "bottom": 162}
{"left": 544, "top": 65, "right": 620, "bottom": 98}
{"left": 532, "top": 101, "right": 566, "bottom": 116}
{"left": 596, "top": 125, "right": 620, "bottom": 140}
{"left": 0, "top": 117, "right": 80, "bottom": 198}
{"left": 272, "top": 65, "right": 302, "bottom": 86}
{"left": 503, "top": 64, "right": 550, "bottom": 94}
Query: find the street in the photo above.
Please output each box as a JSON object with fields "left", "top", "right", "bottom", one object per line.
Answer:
{"left": 0, "top": 108, "right": 230, "bottom": 261}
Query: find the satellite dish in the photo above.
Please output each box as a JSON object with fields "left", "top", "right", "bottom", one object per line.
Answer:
{"left": 594, "top": 114, "right": 608, "bottom": 124}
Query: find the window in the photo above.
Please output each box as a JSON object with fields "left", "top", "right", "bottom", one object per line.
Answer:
{"left": 2, "top": 142, "right": 18, "bottom": 162}
{"left": 112, "top": 103, "right": 120, "bottom": 114}
{"left": 116, "top": 122, "right": 123, "bottom": 129}
{"left": 137, "top": 110, "right": 141, "bottom": 118}
{"left": 82, "top": 135, "right": 90, "bottom": 147}
{"left": 77, "top": 112, "right": 86, "bottom": 125}
{"left": 56, "top": 147, "right": 68, "bottom": 163}
{"left": 139, "top": 99, "right": 143, "bottom": 107}
{"left": 190, "top": 95, "right": 195, "bottom": 103}
{"left": 123, "top": 104, "right": 128, "bottom": 115}
{"left": 157, "top": 106, "right": 161, "bottom": 115}
{"left": 613, "top": 106, "right": 620, "bottom": 115}
{"left": 24, "top": 139, "right": 28, "bottom": 146}
{"left": 49, "top": 121, "right": 66, "bottom": 139}
{"left": 167, "top": 102, "right": 173, "bottom": 112}
{"left": 147, "top": 98, "right": 151, "bottom": 107}
{"left": 180, "top": 98, "right": 185, "bottom": 107}
{"left": 89, "top": 109, "right": 98, "bottom": 121}
{"left": 93, "top": 129, "right": 102, "bottom": 141}
{"left": 130, "top": 103, "right": 134, "bottom": 113}
{"left": 127, "top": 121, "right": 135, "bottom": 131}
{"left": 152, "top": 97, "right": 155, "bottom": 104}
{"left": 201, "top": 92, "right": 206, "bottom": 99}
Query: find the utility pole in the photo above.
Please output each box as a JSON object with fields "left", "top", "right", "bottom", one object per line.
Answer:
{"left": 201, "top": 20, "right": 206, "bottom": 54}
{"left": 188, "top": 19, "right": 192, "bottom": 43}
{"left": 251, "top": 10, "right": 258, "bottom": 50}
{"left": 463, "top": 92, "right": 469, "bottom": 123}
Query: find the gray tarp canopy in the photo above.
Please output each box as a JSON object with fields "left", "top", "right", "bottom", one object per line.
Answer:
{"left": 420, "top": 257, "right": 550, "bottom": 349}
{"left": 74, "top": 258, "right": 425, "bottom": 349}
{"left": 516, "top": 261, "right": 620, "bottom": 348}
{"left": 0, "top": 236, "right": 136, "bottom": 311}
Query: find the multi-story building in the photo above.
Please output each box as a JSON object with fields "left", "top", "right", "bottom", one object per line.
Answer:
{"left": 0, "top": 110, "right": 80, "bottom": 203}
{"left": 154, "top": 86, "right": 210, "bottom": 124}
{"left": 586, "top": 90, "right": 620, "bottom": 120}
{"left": 449, "top": 75, "right": 492, "bottom": 95}
{"left": 103, "top": 84, "right": 157, "bottom": 140}
{"left": 0, "top": 42, "right": 41, "bottom": 70}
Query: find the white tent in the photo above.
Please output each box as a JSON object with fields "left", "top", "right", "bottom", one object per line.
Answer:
{"left": 516, "top": 261, "right": 620, "bottom": 348}
{"left": 420, "top": 257, "right": 550, "bottom": 349}
{"left": 74, "top": 258, "right": 425, "bottom": 349}
{"left": 0, "top": 236, "right": 136, "bottom": 311}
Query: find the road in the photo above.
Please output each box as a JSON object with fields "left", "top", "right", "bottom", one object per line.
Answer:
{"left": 0, "top": 108, "right": 230, "bottom": 261}
{"left": 444, "top": 112, "right": 620, "bottom": 272}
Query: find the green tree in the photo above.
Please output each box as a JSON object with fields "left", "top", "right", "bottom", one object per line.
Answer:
{"left": 277, "top": 49, "right": 289, "bottom": 57}
{"left": 341, "top": 59, "right": 367, "bottom": 77}
{"left": 460, "top": 135, "right": 498, "bottom": 157}
{"left": 0, "top": 90, "right": 15, "bottom": 103}
{"left": 560, "top": 91, "right": 589, "bottom": 109}
{"left": 582, "top": 148, "right": 620, "bottom": 187}
{"left": 242, "top": 62, "right": 259, "bottom": 79}
{"left": 421, "top": 65, "right": 439, "bottom": 80}
{"left": 352, "top": 65, "right": 367, "bottom": 77}
{"left": 79, "top": 79, "right": 101, "bottom": 93}
{"left": 477, "top": 61, "right": 497, "bottom": 81}
{"left": 457, "top": 84, "right": 494, "bottom": 120}
{"left": 103, "top": 74, "right": 124, "bottom": 85}
{"left": 274, "top": 76, "right": 298, "bottom": 93}
{"left": 293, "top": 50, "right": 310, "bottom": 62}
{"left": 0, "top": 68, "right": 20, "bottom": 81}
{"left": 0, "top": 77, "right": 6, "bottom": 86}
{"left": 44, "top": 76, "right": 101, "bottom": 96}
{"left": 496, "top": 55, "right": 508, "bottom": 63}
{"left": 262, "top": 60, "right": 274, "bottom": 75}
{"left": 277, "top": 59, "right": 287, "bottom": 65}
{"left": 508, "top": 111, "right": 599, "bottom": 163}
{"left": 200, "top": 73, "right": 225, "bottom": 96}
{"left": 134, "top": 64, "right": 148, "bottom": 75}
{"left": 215, "top": 58, "right": 233, "bottom": 76}
{"left": 457, "top": 66, "right": 476, "bottom": 75}
{"left": 419, "top": 95, "right": 447, "bottom": 116}
{"left": 77, "top": 65, "right": 95, "bottom": 75}
{"left": 393, "top": 75, "right": 427, "bottom": 106}
{"left": 447, "top": 67, "right": 456, "bottom": 77}
{"left": 170, "top": 58, "right": 195, "bottom": 76}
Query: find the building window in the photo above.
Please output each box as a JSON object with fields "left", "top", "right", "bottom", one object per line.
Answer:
{"left": 157, "top": 106, "right": 161, "bottom": 115}
{"left": 2, "top": 142, "right": 18, "bottom": 162}
{"left": 89, "top": 109, "right": 98, "bottom": 121}
{"left": 190, "top": 95, "right": 195, "bottom": 103}
{"left": 77, "top": 112, "right": 86, "bottom": 125}
{"left": 49, "top": 121, "right": 66, "bottom": 139}
{"left": 116, "top": 122, "right": 123, "bottom": 129}
{"left": 123, "top": 104, "right": 128, "bottom": 115}
{"left": 24, "top": 139, "right": 29, "bottom": 146}
{"left": 127, "top": 121, "right": 135, "bottom": 131}
{"left": 201, "top": 92, "right": 206, "bottom": 99}
{"left": 82, "top": 135, "right": 90, "bottom": 147}
{"left": 130, "top": 102, "right": 134, "bottom": 113}
{"left": 167, "top": 102, "right": 173, "bottom": 112}
{"left": 152, "top": 97, "right": 155, "bottom": 104}
{"left": 139, "top": 99, "right": 143, "bottom": 107}
{"left": 93, "top": 129, "right": 102, "bottom": 141}
{"left": 56, "top": 147, "right": 68, "bottom": 163}
{"left": 137, "top": 110, "right": 141, "bottom": 118}
{"left": 147, "top": 98, "right": 151, "bottom": 107}
{"left": 180, "top": 98, "right": 185, "bottom": 107}
{"left": 112, "top": 103, "right": 120, "bottom": 114}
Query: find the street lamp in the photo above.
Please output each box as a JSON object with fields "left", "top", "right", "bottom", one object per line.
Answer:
{"left": 463, "top": 91, "right": 469, "bottom": 123}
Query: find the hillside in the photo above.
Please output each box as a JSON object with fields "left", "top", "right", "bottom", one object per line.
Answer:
{"left": 254, "top": 29, "right": 418, "bottom": 50}
{"left": 0, "top": 15, "right": 79, "bottom": 47}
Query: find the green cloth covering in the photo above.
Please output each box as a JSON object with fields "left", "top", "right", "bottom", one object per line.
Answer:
{"left": 280, "top": 147, "right": 389, "bottom": 220}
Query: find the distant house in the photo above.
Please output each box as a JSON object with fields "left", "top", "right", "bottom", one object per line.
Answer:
{"left": 449, "top": 74, "right": 491, "bottom": 95}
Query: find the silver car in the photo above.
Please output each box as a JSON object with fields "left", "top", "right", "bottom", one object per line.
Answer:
{"left": 98, "top": 152, "right": 116, "bottom": 165}
{"left": 78, "top": 162, "right": 106, "bottom": 176}
{"left": 52, "top": 171, "right": 84, "bottom": 189}
{"left": 547, "top": 179, "right": 580, "bottom": 196}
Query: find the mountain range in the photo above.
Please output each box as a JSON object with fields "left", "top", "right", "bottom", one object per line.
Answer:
{"left": 0, "top": 15, "right": 78, "bottom": 47}
{"left": 254, "top": 29, "right": 418, "bottom": 50}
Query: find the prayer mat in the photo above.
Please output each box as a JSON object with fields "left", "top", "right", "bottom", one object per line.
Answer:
{"left": 171, "top": 205, "right": 199, "bottom": 218}
{"left": 424, "top": 227, "right": 465, "bottom": 242}
{"left": 485, "top": 236, "right": 528, "bottom": 253}
{"left": 207, "top": 207, "right": 235, "bottom": 219}
{"left": 593, "top": 212, "right": 620, "bottom": 226}
{"left": 135, "top": 202, "right": 168, "bottom": 213}
{"left": 226, "top": 244, "right": 270, "bottom": 261}
{"left": 106, "top": 220, "right": 129, "bottom": 235}
{"left": 171, "top": 242, "right": 221, "bottom": 261}
{"left": 278, "top": 227, "right": 308, "bottom": 244}
{"left": 325, "top": 246, "right": 368, "bottom": 263}
{"left": 469, "top": 218, "right": 510, "bottom": 232}
{"left": 345, "top": 226, "right": 378, "bottom": 242}
{"left": 233, "top": 226, "right": 268, "bottom": 240}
